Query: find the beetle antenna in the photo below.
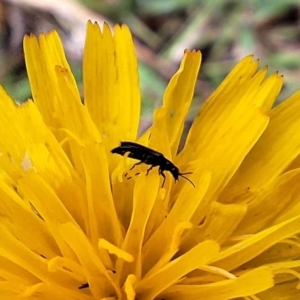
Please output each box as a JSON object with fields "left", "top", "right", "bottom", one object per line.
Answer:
{"left": 179, "top": 172, "right": 195, "bottom": 187}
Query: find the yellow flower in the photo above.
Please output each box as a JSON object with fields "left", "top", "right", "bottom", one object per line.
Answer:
{"left": 1, "top": 20, "right": 300, "bottom": 299}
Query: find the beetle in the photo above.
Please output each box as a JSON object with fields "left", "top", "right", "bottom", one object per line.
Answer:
{"left": 111, "top": 141, "right": 195, "bottom": 187}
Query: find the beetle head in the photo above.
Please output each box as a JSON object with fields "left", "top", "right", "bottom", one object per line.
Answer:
{"left": 169, "top": 165, "right": 180, "bottom": 180}
{"left": 169, "top": 165, "right": 195, "bottom": 187}
{"left": 178, "top": 171, "right": 195, "bottom": 187}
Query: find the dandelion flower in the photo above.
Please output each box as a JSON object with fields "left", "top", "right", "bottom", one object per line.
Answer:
{"left": 0, "top": 20, "right": 300, "bottom": 300}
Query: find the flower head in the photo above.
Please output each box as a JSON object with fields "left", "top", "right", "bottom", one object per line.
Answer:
{"left": 1, "top": 21, "right": 300, "bottom": 299}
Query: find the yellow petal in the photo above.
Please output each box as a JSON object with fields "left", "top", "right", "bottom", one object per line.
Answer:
{"left": 178, "top": 57, "right": 283, "bottom": 212}
{"left": 136, "top": 240, "right": 220, "bottom": 300}
{"left": 83, "top": 22, "right": 140, "bottom": 154}
{"left": 233, "top": 169, "right": 300, "bottom": 234}
{"left": 81, "top": 143, "right": 122, "bottom": 246}
{"left": 199, "top": 201, "right": 247, "bottom": 244}
{"left": 161, "top": 266, "right": 274, "bottom": 300}
{"left": 142, "top": 171, "right": 211, "bottom": 274}
{"left": 224, "top": 90, "right": 300, "bottom": 193}
{"left": 99, "top": 239, "right": 134, "bottom": 262}
{"left": 59, "top": 222, "right": 121, "bottom": 298}
{"left": 258, "top": 280, "right": 300, "bottom": 299}
{"left": 212, "top": 214, "right": 300, "bottom": 271}
{"left": 163, "top": 50, "right": 201, "bottom": 156}
{"left": 23, "top": 31, "right": 77, "bottom": 127}
{"left": 116, "top": 172, "right": 160, "bottom": 284}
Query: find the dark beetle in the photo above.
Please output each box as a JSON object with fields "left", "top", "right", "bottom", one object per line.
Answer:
{"left": 111, "top": 141, "right": 195, "bottom": 187}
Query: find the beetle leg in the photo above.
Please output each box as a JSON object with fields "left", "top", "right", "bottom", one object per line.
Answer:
{"left": 130, "top": 161, "right": 143, "bottom": 171}
{"left": 159, "top": 169, "right": 166, "bottom": 187}
{"left": 79, "top": 282, "right": 89, "bottom": 289}
{"left": 146, "top": 165, "right": 154, "bottom": 175}
{"left": 125, "top": 172, "right": 133, "bottom": 180}
{"left": 161, "top": 173, "right": 166, "bottom": 187}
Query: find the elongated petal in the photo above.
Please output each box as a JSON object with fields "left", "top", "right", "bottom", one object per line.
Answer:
{"left": 163, "top": 50, "right": 201, "bottom": 156}
{"left": 161, "top": 267, "right": 274, "bottom": 300}
{"left": 178, "top": 57, "right": 283, "bottom": 213}
{"left": 223, "top": 90, "right": 300, "bottom": 193}
{"left": 83, "top": 22, "right": 140, "bottom": 155}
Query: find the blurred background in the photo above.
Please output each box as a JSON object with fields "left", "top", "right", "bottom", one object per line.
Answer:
{"left": 1, "top": 0, "right": 300, "bottom": 131}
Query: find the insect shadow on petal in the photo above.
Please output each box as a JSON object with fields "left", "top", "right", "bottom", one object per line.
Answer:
{"left": 111, "top": 141, "right": 195, "bottom": 188}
